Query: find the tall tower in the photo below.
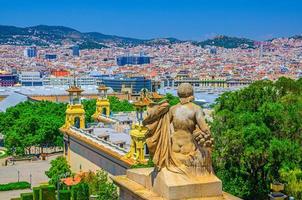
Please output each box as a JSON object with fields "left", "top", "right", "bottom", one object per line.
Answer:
{"left": 63, "top": 85, "right": 85, "bottom": 129}
{"left": 92, "top": 84, "right": 110, "bottom": 120}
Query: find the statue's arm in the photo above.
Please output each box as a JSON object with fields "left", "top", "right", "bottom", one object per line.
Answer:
{"left": 194, "top": 108, "right": 214, "bottom": 148}
{"left": 195, "top": 108, "right": 210, "bottom": 134}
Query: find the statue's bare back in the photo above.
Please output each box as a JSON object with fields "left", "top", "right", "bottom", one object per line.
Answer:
{"left": 144, "top": 83, "right": 214, "bottom": 176}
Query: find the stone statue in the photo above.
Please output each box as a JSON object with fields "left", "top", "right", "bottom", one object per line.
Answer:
{"left": 143, "top": 83, "right": 214, "bottom": 176}
{"left": 112, "top": 83, "right": 239, "bottom": 199}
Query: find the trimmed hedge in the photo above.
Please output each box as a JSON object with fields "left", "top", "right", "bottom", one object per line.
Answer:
{"left": 0, "top": 181, "right": 31, "bottom": 191}
{"left": 39, "top": 185, "right": 56, "bottom": 200}
{"left": 21, "top": 192, "right": 33, "bottom": 200}
{"left": 71, "top": 186, "right": 77, "bottom": 200}
{"left": 58, "top": 190, "right": 71, "bottom": 200}
{"left": 10, "top": 198, "right": 21, "bottom": 200}
{"left": 33, "top": 187, "right": 40, "bottom": 200}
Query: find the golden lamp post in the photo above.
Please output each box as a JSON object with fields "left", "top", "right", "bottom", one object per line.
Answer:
{"left": 125, "top": 98, "right": 149, "bottom": 164}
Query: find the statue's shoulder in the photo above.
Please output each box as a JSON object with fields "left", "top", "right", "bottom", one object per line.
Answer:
{"left": 188, "top": 102, "right": 202, "bottom": 109}
{"left": 143, "top": 100, "right": 170, "bottom": 125}
{"left": 182, "top": 102, "right": 201, "bottom": 110}
{"left": 170, "top": 103, "right": 180, "bottom": 113}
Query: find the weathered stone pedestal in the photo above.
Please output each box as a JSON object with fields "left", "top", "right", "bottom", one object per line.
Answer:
{"left": 112, "top": 168, "right": 241, "bottom": 200}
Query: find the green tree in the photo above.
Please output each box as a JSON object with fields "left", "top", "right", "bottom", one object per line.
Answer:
{"left": 0, "top": 97, "right": 137, "bottom": 156}
{"left": 80, "top": 170, "right": 118, "bottom": 200}
{"left": 108, "top": 96, "right": 134, "bottom": 112}
{"left": 280, "top": 168, "right": 302, "bottom": 199}
{"left": 75, "top": 182, "right": 89, "bottom": 200}
{"left": 165, "top": 93, "right": 180, "bottom": 106}
{"left": 82, "top": 97, "right": 135, "bottom": 123}
{"left": 45, "top": 156, "right": 72, "bottom": 185}
{"left": 211, "top": 78, "right": 302, "bottom": 199}
{"left": 0, "top": 101, "right": 66, "bottom": 155}
{"left": 97, "top": 182, "right": 118, "bottom": 200}
{"left": 82, "top": 99, "right": 97, "bottom": 123}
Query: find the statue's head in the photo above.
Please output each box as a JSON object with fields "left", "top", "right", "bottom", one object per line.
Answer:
{"left": 177, "top": 83, "right": 194, "bottom": 104}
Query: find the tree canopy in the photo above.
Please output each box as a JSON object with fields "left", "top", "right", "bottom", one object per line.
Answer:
{"left": 0, "top": 96, "right": 136, "bottom": 155}
{"left": 79, "top": 170, "right": 118, "bottom": 200}
{"left": 45, "top": 156, "right": 73, "bottom": 185}
{"left": 164, "top": 93, "right": 180, "bottom": 106}
{"left": 211, "top": 77, "right": 302, "bottom": 199}
{"left": 0, "top": 101, "right": 66, "bottom": 155}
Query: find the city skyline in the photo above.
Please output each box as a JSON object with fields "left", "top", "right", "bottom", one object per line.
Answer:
{"left": 1, "top": 0, "right": 302, "bottom": 40}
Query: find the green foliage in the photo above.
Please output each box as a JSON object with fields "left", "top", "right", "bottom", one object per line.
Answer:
{"left": 73, "top": 182, "right": 89, "bottom": 200}
{"left": 280, "top": 168, "right": 302, "bottom": 199}
{"left": 211, "top": 78, "right": 302, "bottom": 199}
{"left": 78, "top": 41, "right": 108, "bottom": 50}
{"left": 20, "top": 193, "right": 33, "bottom": 200}
{"left": 0, "top": 181, "right": 31, "bottom": 191}
{"left": 10, "top": 198, "right": 21, "bottom": 200}
{"left": 0, "top": 25, "right": 144, "bottom": 47}
{"left": 96, "top": 182, "right": 118, "bottom": 200}
{"left": 45, "top": 156, "right": 72, "bottom": 185}
{"left": 33, "top": 187, "right": 40, "bottom": 200}
{"left": 131, "top": 158, "right": 154, "bottom": 169}
{"left": 71, "top": 186, "right": 78, "bottom": 200}
{"left": 164, "top": 93, "right": 180, "bottom": 106}
{"left": 82, "top": 99, "right": 97, "bottom": 124}
{"left": 108, "top": 96, "right": 134, "bottom": 112}
{"left": 58, "top": 190, "right": 71, "bottom": 200}
{"left": 198, "top": 35, "right": 255, "bottom": 49}
{"left": 0, "top": 96, "right": 136, "bottom": 155}
{"left": 82, "top": 97, "right": 134, "bottom": 123}
{"left": 80, "top": 170, "right": 118, "bottom": 200}
{"left": 0, "top": 101, "right": 66, "bottom": 155}
{"left": 0, "top": 149, "right": 7, "bottom": 158}
{"left": 39, "top": 185, "right": 56, "bottom": 200}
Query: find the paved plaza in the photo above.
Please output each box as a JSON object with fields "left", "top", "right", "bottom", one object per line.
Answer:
{"left": 0, "top": 155, "right": 59, "bottom": 200}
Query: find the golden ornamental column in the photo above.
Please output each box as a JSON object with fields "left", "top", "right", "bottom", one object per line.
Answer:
{"left": 63, "top": 85, "right": 85, "bottom": 129}
{"left": 92, "top": 84, "right": 110, "bottom": 121}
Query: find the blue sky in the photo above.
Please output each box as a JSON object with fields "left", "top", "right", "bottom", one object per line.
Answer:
{"left": 0, "top": 0, "right": 301, "bottom": 40}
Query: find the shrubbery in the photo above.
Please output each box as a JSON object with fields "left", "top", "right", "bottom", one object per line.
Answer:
{"left": 58, "top": 190, "right": 71, "bottom": 200}
{"left": 45, "top": 157, "right": 118, "bottom": 200}
{"left": 45, "top": 156, "right": 72, "bottom": 185}
{"left": 20, "top": 192, "right": 33, "bottom": 200}
{"left": 72, "top": 182, "right": 89, "bottom": 200}
{"left": 280, "top": 168, "right": 302, "bottom": 199}
{"left": 32, "top": 187, "right": 40, "bottom": 200}
{"left": 80, "top": 170, "right": 118, "bottom": 200}
{"left": 0, "top": 181, "right": 31, "bottom": 191}
{"left": 39, "top": 185, "right": 56, "bottom": 200}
